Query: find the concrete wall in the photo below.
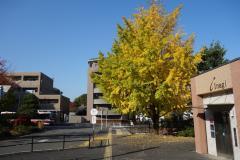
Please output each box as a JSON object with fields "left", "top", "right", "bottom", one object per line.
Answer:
{"left": 39, "top": 73, "right": 54, "bottom": 94}
{"left": 231, "top": 60, "right": 240, "bottom": 145}
{"left": 8, "top": 72, "right": 70, "bottom": 121}
{"left": 87, "top": 59, "right": 122, "bottom": 123}
{"left": 60, "top": 95, "right": 70, "bottom": 114}
{"left": 191, "top": 78, "right": 208, "bottom": 154}
{"left": 9, "top": 72, "right": 41, "bottom": 92}
{"left": 87, "top": 62, "right": 94, "bottom": 122}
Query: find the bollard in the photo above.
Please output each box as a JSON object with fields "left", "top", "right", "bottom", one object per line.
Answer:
{"left": 62, "top": 135, "right": 65, "bottom": 150}
{"left": 88, "top": 135, "right": 91, "bottom": 148}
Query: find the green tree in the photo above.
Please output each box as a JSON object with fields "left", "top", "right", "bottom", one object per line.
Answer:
{"left": 92, "top": 3, "right": 202, "bottom": 133}
{"left": 17, "top": 93, "right": 39, "bottom": 117}
{"left": 0, "top": 90, "right": 17, "bottom": 112}
{"left": 197, "top": 41, "right": 228, "bottom": 73}
{"left": 74, "top": 94, "right": 87, "bottom": 106}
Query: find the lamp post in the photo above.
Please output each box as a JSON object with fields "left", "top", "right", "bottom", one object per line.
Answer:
{"left": 106, "top": 109, "right": 108, "bottom": 127}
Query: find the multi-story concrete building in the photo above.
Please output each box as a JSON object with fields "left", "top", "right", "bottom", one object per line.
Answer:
{"left": 87, "top": 58, "right": 122, "bottom": 124}
{"left": 8, "top": 72, "right": 70, "bottom": 122}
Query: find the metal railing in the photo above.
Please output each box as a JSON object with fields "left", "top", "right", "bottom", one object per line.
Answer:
{"left": 0, "top": 133, "right": 111, "bottom": 156}
{"left": 0, "top": 134, "right": 92, "bottom": 155}
{"left": 128, "top": 124, "right": 152, "bottom": 134}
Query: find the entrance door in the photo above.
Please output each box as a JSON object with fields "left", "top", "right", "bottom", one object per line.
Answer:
{"left": 214, "top": 111, "right": 233, "bottom": 158}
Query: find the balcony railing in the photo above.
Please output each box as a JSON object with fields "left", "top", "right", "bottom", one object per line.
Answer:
{"left": 93, "top": 88, "right": 102, "bottom": 93}
{"left": 93, "top": 98, "right": 108, "bottom": 105}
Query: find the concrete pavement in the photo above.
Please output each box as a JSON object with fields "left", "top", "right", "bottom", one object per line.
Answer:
{"left": 0, "top": 127, "right": 222, "bottom": 160}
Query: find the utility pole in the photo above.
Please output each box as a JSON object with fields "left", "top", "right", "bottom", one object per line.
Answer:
{"left": 0, "top": 85, "right": 3, "bottom": 99}
{"left": 101, "top": 109, "right": 103, "bottom": 130}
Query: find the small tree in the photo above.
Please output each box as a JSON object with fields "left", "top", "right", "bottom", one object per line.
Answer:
{"left": 74, "top": 94, "right": 87, "bottom": 106}
{"left": 17, "top": 93, "right": 39, "bottom": 118}
{"left": 197, "top": 41, "right": 228, "bottom": 73}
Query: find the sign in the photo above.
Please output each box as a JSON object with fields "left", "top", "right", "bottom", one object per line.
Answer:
{"left": 209, "top": 76, "right": 227, "bottom": 92}
{"left": 90, "top": 108, "right": 98, "bottom": 116}
{"left": 194, "top": 64, "right": 232, "bottom": 95}
{"left": 91, "top": 116, "right": 96, "bottom": 124}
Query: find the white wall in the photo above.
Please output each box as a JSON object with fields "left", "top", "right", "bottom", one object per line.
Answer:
{"left": 203, "top": 93, "right": 234, "bottom": 106}
{"left": 203, "top": 93, "right": 240, "bottom": 159}
{"left": 229, "top": 106, "right": 240, "bottom": 160}
{"left": 205, "top": 109, "right": 217, "bottom": 156}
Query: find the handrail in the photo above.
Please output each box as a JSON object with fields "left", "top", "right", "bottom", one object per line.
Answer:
{"left": 0, "top": 134, "right": 91, "bottom": 150}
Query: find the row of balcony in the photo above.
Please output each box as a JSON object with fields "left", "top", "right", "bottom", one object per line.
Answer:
{"left": 93, "top": 98, "right": 108, "bottom": 105}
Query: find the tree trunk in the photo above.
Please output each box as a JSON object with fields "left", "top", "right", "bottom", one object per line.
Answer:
{"left": 152, "top": 114, "right": 159, "bottom": 134}
{"left": 150, "top": 105, "right": 160, "bottom": 134}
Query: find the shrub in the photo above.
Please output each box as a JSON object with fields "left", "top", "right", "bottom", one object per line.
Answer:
{"left": 17, "top": 93, "right": 39, "bottom": 118}
{"left": 177, "top": 127, "right": 194, "bottom": 137}
{"left": 12, "top": 115, "right": 31, "bottom": 126}
{"left": 10, "top": 125, "right": 32, "bottom": 136}
{"left": 0, "top": 125, "right": 10, "bottom": 138}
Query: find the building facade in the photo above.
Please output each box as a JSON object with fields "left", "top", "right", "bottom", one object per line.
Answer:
{"left": 191, "top": 58, "right": 240, "bottom": 159}
{"left": 87, "top": 58, "right": 122, "bottom": 124}
{"left": 7, "top": 72, "right": 70, "bottom": 122}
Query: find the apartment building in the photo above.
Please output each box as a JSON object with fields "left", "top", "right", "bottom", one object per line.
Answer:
{"left": 87, "top": 58, "right": 123, "bottom": 124}
{"left": 8, "top": 72, "right": 70, "bottom": 122}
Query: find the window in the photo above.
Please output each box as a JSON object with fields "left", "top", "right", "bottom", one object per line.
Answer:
{"left": 11, "top": 76, "right": 21, "bottom": 81}
{"left": 23, "top": 76, "right": 39, "bottom": 81}
{"left": 93, "top": 93, "right": 103, "bottom": 99}
{"left": 40, "top": 99, "right": 58, "bottom": 104}
{"left": 210, "top": 123, "right": 215, "bottom": 138}
{"left": 93, "top": 104, "right": 111, "bottom": 109}
{"left": 24, "top": 88, "right": 38, "bottom": 93}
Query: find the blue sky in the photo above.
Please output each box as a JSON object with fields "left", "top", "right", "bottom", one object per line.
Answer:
{"left": 0, "top": 0, "right": 239, "bottom": 101}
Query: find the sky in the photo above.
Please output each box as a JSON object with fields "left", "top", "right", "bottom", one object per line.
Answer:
{"left": 0, "top": 0, "right": 240, "bottom": 101}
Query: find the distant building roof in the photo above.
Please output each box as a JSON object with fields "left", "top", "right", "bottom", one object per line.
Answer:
{"left": 8, "top": 72, "right": 53, "bottom": 80}
{"left": 88, "top": 58, "right": 99, "bottom": 63}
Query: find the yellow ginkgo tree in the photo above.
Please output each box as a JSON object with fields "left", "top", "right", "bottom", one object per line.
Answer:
{"left": 92, "top": 3, "right": 202, "bottom": 133}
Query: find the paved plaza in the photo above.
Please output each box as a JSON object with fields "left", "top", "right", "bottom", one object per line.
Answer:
{"left": 0, "top": 127, "right": 221, "bottom": 160}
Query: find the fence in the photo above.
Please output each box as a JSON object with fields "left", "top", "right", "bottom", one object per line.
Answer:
{"left": 0, "top": 134, "right": 96, "bottom": 155}
{"left": 126, "top": 119, "right": 193, "bottom": 135}
{"left": 128, "top": 124, "right": 152, "bottom": 134}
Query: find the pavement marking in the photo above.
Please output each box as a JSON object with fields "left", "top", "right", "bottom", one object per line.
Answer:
{"left": 77, "top": 139, "right": 91, "bottom": 148}
{"left": 116, "top": 129, "right": 122, "bottom": 135}
{"left": 115, "top": 128, "right": 131, "bottom": 135}
{"left": 37, "top": 139, "right": 49, "bottom": 143}
{"left": 104, "top": 128, "right": 112, "bottom": 160}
